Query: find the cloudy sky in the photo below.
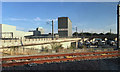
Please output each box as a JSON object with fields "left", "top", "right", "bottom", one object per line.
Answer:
{"left": 2, "top": 2, "right": 118, "bottom": 34}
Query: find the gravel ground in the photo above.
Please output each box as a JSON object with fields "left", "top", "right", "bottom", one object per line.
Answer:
{"left": 2, "top": 58, "right": 120, "bottom": 71}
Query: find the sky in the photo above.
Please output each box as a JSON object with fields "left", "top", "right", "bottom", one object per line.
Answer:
{"left": 2, "top": 2, "right": 118, "bottom": 34}
{"left": 1, "top": 0, "right": 120, "bottom": 2}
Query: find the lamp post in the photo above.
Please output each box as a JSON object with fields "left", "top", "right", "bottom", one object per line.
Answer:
{"left": 52, "top": 20, "right": 54, "bottom": 40}
{"left": 117, "top": 3, "right": 120, "bottom": 49}
{"left": 46, "top": 19, "right": 54, "bottom": 40}
{"left": 76, "top": 26, "right": 77, "bottom": 38}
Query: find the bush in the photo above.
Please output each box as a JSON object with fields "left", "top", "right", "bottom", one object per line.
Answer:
{"left": 41, "top": 46, "right": 48, "bottom": 52}
{"left": 79, "top": 45, "right": 87, "bottom": 49}
{"left": 69, "top": 44, "right": 76, "bottom": 49}
{"left": 50, "top": 43, "right": 63, "bottom": 51}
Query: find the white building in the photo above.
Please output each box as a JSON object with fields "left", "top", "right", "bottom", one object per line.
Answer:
{"left": 0, "top": 24, "right": 33, "bottom": 38}
{"left": 36, "top": 27, "right": 44, "bottom": 34}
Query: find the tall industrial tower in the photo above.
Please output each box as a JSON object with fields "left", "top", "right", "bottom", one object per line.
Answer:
{"left": 117, "top": 2, "right": 120, "bottom": 48}
{"left": 58, "top": 17, "right": 72, "bottom": 37}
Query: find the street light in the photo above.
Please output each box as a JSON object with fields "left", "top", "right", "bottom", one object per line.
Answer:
{"left": 46, "top": 19, "right": 54, "bottom": 40}
{"left": 52, "top": 20, "right": 54, "bottom": 40}
{"left": 75, "top": 26, "right": 78, "bottom": 38}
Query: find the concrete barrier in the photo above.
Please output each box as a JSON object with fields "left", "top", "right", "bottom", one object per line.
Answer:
{"left": 1, "top": 38, "right": 81, "bottom": 49}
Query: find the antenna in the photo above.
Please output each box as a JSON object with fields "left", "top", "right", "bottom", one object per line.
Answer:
{"left": 110, "top": 28, "right": 111, "bottom": 34}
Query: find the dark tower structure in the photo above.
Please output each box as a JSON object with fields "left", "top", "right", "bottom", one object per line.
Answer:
{"left": 58, "top": 17, "right": 72, "bottom": 37}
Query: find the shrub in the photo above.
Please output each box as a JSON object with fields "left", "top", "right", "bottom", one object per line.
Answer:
{"left": 69, "top": 44, "right": 76, "bottom": 49}
{"left": 41, "top": 46, "right": 48, "bottom": 52}
{"left": 50, "top": 43, "right": 63, "bottom": 51}
{"left": 79, "top": 45, "right": 87, "bottom": 49}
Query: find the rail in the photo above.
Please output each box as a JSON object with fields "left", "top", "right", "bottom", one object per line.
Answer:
{"left": 2, "top": 50, "right": 120, "bottom": 67}
{"left": 2, "top": 51, "right": 119, "bottom": 61}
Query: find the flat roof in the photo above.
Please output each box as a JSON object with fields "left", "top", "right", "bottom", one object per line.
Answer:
{"left": 0, "top": 24, "right": 16, "bottom": 27}
{"left": 58, "top": 17, "right": 72, "bottom": 22}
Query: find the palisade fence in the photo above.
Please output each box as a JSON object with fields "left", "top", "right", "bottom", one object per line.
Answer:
{"left": 1, "top": 37, "right": 80, "bottom": 48}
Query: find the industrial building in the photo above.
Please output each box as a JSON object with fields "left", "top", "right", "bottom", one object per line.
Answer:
{"left": 0, "top": 24, "right": 33, "bottom": 38}
{"left": 58, "top": 17, "right": 72, "bottom": 37}
{"left": 36, "top": 27, "right": 44, "bottom": 34}
{"left": 33, "top": 27, "right": 44, "bottom": 36}
{"left": 27, "top": 27, "right": 55, "bottom": 38}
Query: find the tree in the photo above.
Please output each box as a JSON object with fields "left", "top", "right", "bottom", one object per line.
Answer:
{"left": 78, "top": 33, "right": 83, "bottom": 36}
{"left": 49, "top": 33, "right": 51, "bottom": 35}
{"left": 105, "top": 32, "right": 111, "bottom": 35}
{"left": 92, "top": 33, "right": 98, "bottom": 36}
{"left": 72, "top": 32, "right": 78, "bottom": 36}
{"left": 83, "top": 32, "right": 92, "bottom": 36}
{"left": 99, "top": 33, "right": 104, "bottom": 35}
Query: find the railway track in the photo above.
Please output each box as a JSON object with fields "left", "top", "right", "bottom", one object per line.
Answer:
{"left": 2, "top": 50, "right": 120, "bottom": 67}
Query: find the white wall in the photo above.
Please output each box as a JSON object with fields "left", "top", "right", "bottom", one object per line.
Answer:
{"left": 0, "top": 24, "right": 16, "bottom": 38}
{"left": 68, "top": 18, "right": 72, "bottom": 37}
{"left": 1, "top": 24, "right": 16, "bottom": 32}
{"left": 13, "top": 31, "right": 33, "bottom": 38}
{"left": 0, "top": 24, "right": 33, "bottom": 38}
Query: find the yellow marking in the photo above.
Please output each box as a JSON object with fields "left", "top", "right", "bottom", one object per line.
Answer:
{"left": 65, "top": 56, "right": 73, "bottom": 58}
